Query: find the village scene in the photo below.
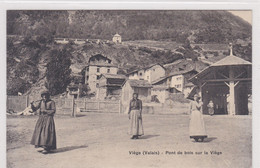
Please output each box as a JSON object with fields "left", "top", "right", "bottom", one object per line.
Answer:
{"left": 6, "top": 10, "right": 252, "bottom": 168}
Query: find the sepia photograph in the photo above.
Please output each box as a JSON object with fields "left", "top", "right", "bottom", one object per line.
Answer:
{"left": 5, "top": 9, "right": 253, "bottom": 168}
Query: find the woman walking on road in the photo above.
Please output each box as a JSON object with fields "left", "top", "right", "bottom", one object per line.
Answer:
{"left": 30, "top": 90, "right": 57, "bottom": 154}
{"left": 128, "top": 93, "right": 144, "bottom": 139}
{"left": 189, "top": 94, "right": 207, "bottom": 142}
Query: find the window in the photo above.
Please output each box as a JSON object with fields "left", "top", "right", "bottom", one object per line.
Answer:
{"left": 96, "top": 83, "right": 99, "bottom": 87}
{"left": 96, "top": 75, "right": 101, "bottom": 80}
{"left": 175, "top": 84, "right": 182, "bottom": 88}
{"left": 139, "top": 72, "right": 142, "bottom": 76}
{"left": 147, "top": 76, "right": 149, "bottom": 80}
{"left": 86, "top": 76, "right": 89, "bottom": 81}
{"left": 97, "top": 68, "right": 100, "bottom": 72}
{"left": 107, "top": 69, "right": 110, "bottom": 73}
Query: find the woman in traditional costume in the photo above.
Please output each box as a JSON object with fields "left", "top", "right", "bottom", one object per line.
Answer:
{"left": 128, "top": 93, "right": 144, "bottom": 139}
{"left": 189, "top": 94, "right": 207, "bottom": 142}
{"left": 30, "top": 90, "right": 57, "bottom": 154}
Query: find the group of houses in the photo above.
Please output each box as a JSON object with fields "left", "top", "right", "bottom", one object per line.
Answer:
{"left": 54, "top": 33, "right": 122, "bottom": 45}
{"left": 67, "top": 53, "right": 200, "bottom": 104}
{"left": 67, "top": 43, "right": 252, "bottom": 116}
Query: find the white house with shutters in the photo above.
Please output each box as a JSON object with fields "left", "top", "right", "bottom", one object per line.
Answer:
{"left": 84, "top": 54, "right": 118, "bottom": 93}
{"left": 126, "top": 64, "right": 166, "bottom": 84}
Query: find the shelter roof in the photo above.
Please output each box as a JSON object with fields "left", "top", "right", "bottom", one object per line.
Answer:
{"left": 189, "top": 55, "right": 252, "bottom": 83}
{"left": 211, "top": 55, "right": 251, "bottom": 67}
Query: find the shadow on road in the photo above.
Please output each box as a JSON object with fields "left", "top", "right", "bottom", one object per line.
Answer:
{"left": 51, "top": 145, "right": 88, "bottom": 154}
{"left": 140, "top": 135, "right": 160, "bottom": 139}
{"left": 75, "top": 114, "right": 87, "bottom": 118}
{"left": 190, "top": 137, "right": 217, "bottom": 143}
{"left": 204, "top": 137, "right": 217, "bottom": 143}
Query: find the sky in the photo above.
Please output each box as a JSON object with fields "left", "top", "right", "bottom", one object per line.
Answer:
{"left": 228, "top": 10, "right": 252, "bottom": 24}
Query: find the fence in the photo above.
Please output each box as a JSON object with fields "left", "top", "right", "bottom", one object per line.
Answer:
{"left": 6, "top": 96, "right": 121, "bottom": 115}
{"left": 7, "top": 96, "right": 29, "bottom": 112}
{"left": 75, "top": 99, "right": 121, "bottom": 113}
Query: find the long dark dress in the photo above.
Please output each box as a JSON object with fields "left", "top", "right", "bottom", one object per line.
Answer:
{"left": 128, "top": 99, "right": 144, "bottom": 136}
{"left": 31, "top": 100, "right": 57, "bottom": 150}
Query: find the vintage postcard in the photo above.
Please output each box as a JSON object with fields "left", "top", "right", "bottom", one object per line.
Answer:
{"left": 2, "top": 1, "right": 259, "bottom": 168}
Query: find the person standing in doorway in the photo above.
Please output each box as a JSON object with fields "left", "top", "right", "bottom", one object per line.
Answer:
{"left": 189, "top": 94, "right": 207, "bottom": 142}
{"left": 207, "top": 100, "right": 214, "bottom": 116}
{"left": 128, "top": 93, "right": 144, "bottom": 139}
{"left": 30, "top": 90, "right": 57, "bottom": 154}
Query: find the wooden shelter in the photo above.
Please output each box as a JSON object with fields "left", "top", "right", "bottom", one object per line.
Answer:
{"left": 97, "top": 74, "right": 126, "bottom": 99}
{"left": 189, "top": 45, "right": 252, "bottom": 115}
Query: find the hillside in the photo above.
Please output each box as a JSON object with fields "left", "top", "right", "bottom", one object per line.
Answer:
{"left": 7, "top": 36, "right": 187, "bottom": 95}
{"left": 6, "top": 10, "right": 252, "bottom": 96}
{"left": 7, "top": 10, "right": 251, "bottom": 43}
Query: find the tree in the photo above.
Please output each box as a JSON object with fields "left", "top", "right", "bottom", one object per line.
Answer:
{"left": 46, "top": 49, "right": 72, "bottom": 95}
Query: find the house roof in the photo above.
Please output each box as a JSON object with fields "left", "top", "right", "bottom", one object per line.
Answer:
{"left": 114, "top": 33, "right": 121, "bottom": 37}
{"left": 101, "top": 73, "right": 126, "bottom": 79}
{"left": 167, "top": 68, "right": 198, "bottom": 77}
{"left": 152, "top": 68, "right": 198, "bottom": 85}
{"left": 87, "top": 62, "right": 118, "bottom": 67}
{"left": 127, "top": 63, "right": 165, "bottom": 75}
{"left": 163, "top": 59, "right": 186, "bottom": 67}
{"left": 152, "top": 85, "right": 169, "bottom": 90}
{"left": 193, "top": 44, "right": 229, "bottom": 51}
{"left": 184, "top": 82, "right": 195, "bottom": 87}
{"left": 67, "top": 83, "right": 79, "bottom": 89}
{"left": 151, "top": 76, "right": 168, "bottom": 85}
{"left": 127, "top": 79, "right": 153, "bottom": 88}
{"left": 167, "top": 87, "right": 182, "bottom": 93}
{"left": 99, "top": 74, "right": 126, "bottom": 87}
{"left": 88, "top": 53, "right": 112, "bottom": 63}
{"left": 71, "top": 72, "right": 82, "bottom": 77}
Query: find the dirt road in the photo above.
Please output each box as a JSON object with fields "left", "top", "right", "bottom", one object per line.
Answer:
{"left": 7, "top": 113, "right": 252, "bottom": 168}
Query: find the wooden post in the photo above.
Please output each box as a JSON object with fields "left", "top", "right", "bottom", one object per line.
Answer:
{"left": 198, "top": 82, "right": 204, "bottom": 114}
{"left": 118, "top": 100, "right": 121, "bottom": 114}
{"left": 26, "top": 95, "right": 29, "bottom": 107}
{"left": 97, "top": 101, "right": 100, "bottom": 112}
{"left": 71, "top": 97, "right": 75, "bottom": 117}
{"left": 84, "top": 98, "right": 86, "bottom": 111}
{"left": 229, "top": 67, "right": 236, "bottom": 115}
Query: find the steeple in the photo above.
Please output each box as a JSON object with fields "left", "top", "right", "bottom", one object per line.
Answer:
{"left": 229, "top": 42, "right": 233, "bottom": 56}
